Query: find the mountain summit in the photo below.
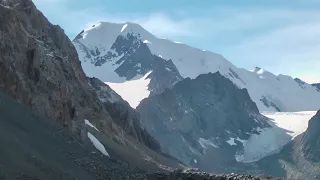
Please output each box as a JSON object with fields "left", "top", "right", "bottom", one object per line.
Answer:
{"left": 73, "top": 22, "right": 320, "bottom": 112}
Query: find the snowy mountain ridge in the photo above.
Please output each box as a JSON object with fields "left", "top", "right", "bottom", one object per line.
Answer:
{"left": 73, "top": 22, "right": 320, "bottom": 112}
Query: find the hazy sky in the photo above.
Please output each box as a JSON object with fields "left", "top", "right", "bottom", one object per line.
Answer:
{"left": 33, "top": 0, "right": 320, "bottom": 83}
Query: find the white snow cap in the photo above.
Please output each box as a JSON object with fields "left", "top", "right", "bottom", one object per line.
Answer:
{"left": 74, "top": 22, "right": 320, "bottom": 111}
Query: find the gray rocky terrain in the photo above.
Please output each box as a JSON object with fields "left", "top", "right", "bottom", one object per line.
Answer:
{"left": 0, "top": 89, "right": 283, "bottom": 179}
{"left": 137, "top": 72, "right": 270, "bottom": 173}
{"left": 0, "top": 0, "right": 317, "bottom": 179}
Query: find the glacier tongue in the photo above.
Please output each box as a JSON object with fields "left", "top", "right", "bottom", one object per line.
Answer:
{"left": 236, "top": 111, "right": 317, "bottom": 163}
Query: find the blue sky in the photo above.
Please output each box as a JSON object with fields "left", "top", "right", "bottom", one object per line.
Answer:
{"left": 33, "top": 0, "right": 320, "bottom": 83}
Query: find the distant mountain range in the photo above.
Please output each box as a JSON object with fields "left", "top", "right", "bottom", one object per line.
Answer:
{"left": 0, "top": 0, "right": 319, "bottom": 179}
{"left": 72, "top": 21, "right": 320, "bottom": 179}
{"left": 73, "top": 22, "right": 320, "bottom": 112}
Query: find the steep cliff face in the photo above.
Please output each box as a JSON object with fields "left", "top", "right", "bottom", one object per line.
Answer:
{"left": 301, "top": 110, "right": 320, "bottom": 162}
{"left": 0, "top": 0, "right": 112, "bottom": 132}
{"left": 137, "top": 72, "right": 270, "bottom": 173}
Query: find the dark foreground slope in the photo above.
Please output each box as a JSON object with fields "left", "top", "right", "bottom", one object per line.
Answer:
{"left": 0, "top": 90, "right": 283, "bottom": 180}
{"left": 0, "top": 90, "right": 146, "bottom": 180}
{"left": 147, "top": 169, "right": 283, "bottom": 180}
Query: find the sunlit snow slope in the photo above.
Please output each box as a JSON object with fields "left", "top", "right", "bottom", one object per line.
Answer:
{"left": 235, "top": 111, "right": 317, "bottom": 163}
{"left": 106, "top": 72, "right": 152, "bottom": 108}
{"left": 73, "top": 22, "right": 320, "bottom": 111}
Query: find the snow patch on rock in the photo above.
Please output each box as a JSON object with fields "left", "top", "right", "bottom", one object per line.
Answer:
{"left": 121, "top": 23, "right": 128, "bottom": 32}
{"left": 198, "top": 138, "right": 219, "bottom": 149}
{"left": 143, "top": 40, "right": 151, "bottom": 44}
{"left": 227, "top": 137, "right": 246, "bottom": 146}
{"left": 87, "top": 132, "right": 110, "bottom": 157}
{"left": 84, "top": 119, "right": 100, "bottom": 132}
{"left": 106, "top": 71, "right": 152, "bottom": 108}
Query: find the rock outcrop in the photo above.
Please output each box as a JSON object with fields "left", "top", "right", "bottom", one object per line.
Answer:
{"left": 0, "top": 0, "right": 111, "bottom": 133}
{"left": 301, "top": 110, "right": 320, "bottom": 162}
{"left": 137, "top": 72, "right": 270, "bottom": 173}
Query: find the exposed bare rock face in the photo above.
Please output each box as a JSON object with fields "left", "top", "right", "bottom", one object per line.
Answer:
{"left": 0, "top": 0, "right": 179, "bottom": 168}
{"left": 0, "top": 0, "right": 152, "bottom": 146}
{"left": 0, "top": 0, "right": 109, "bottom": 130}
{"left": 137, "top": 72, "right": 270, "bottom": 172}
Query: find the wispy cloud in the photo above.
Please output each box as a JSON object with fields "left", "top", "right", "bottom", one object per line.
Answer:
{"left": 33, "top": 0, "right": 194, "bottom": 39}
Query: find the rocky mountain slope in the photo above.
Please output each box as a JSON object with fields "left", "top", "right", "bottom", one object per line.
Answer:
{"left": 0, "top": 0, "right": 110, "bottom": 136}
{"left": 72, "top": 20, "right": 320, "bottom": 179}
{"left": 0, "top": 0, "right": 183, "bottom": 174}
{"left": 0, "top": 89, "right": 146, "bottom": 180}
{"left": 136, "top": 72, "right": 271, "bottom": 174}
{"left": 148, "top": 169, "right": 284, "bottom": 180}
{"left": 300, "top": 110, "right": 320, "bottom": 162}
{"left": 73, "top": 22, "right": 320, "bottom": 112}
{"left": 1, "top": 0, "right": 318, "bottom": 179}
{"left": 0, "top": 87, "right": 281, "bottom": 180}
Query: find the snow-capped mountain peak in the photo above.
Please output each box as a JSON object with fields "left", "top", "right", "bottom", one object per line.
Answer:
{"left": 74, "top": 21, "right": 234, "bottom": 79}
{"left": 74, "top": 22, "right": 153, "bottom": 54}
{"left": 73, "top": 21, "right": 320, "bottom": 112}
{"left": 251, "top": 66, "right": 262, "bottom": 73}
